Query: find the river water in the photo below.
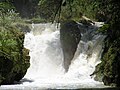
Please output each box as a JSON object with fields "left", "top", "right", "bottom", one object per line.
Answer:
{"left": 0, "top": 22, "right": 107, "bottom": 89}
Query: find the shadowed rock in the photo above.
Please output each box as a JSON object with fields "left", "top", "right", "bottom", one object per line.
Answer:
{"left": 60, "top": 20, "right": 81, "bottom": 72}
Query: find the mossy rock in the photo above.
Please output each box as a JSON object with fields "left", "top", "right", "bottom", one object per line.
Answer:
{"left": 0, "top": 25, "right": 30, "bottom": 85}
{"left": 12, "top": 23, "right": 31, "bottom": 33}
{"left": 94, "top": 37, "right": 120, "bottom": 87}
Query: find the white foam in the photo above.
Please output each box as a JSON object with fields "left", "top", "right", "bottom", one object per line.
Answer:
{"left": 0, "top": 22, "right": 106, "bottom": 89}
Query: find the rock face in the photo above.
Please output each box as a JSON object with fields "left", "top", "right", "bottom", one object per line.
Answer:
{"left": 0, "top": 25, "right": 30, "bottom": 84}
{"left": 93, "top": 37, "right": 120, "bottom": 87}
{"left": 60, "top": 20, "right": 81, "bottom": 72}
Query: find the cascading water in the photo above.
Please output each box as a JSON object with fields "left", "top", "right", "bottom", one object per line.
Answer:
{"left": 0, "top": 22, "right": 106, "bottom": 89}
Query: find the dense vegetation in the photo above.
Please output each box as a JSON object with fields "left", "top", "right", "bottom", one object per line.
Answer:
{"left": 0, "top": 0, "right": 120, "bottom": 87}
{"left": 0, "top": 1, "right": 30, "bottom": 84}
{"left": 92, "top": 0, "right": 120, "bottom": 86}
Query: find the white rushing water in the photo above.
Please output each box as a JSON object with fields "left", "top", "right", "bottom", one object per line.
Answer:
{"left": 1, "top": 22, "right": 106, "bottom": 89}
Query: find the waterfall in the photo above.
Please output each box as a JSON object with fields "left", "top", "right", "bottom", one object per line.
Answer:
{"left": 0, "top": 22, "right": 106, "bottom": 89}
{"left": 24, "top": 23, "right": 64, "bottom": 79}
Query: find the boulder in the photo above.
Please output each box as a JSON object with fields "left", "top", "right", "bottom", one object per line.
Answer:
{"left": 0, "top": 26, "right": 30, "bottom": 85}
{"left": 60, "top": 20, "right": 81, "bottom": 72}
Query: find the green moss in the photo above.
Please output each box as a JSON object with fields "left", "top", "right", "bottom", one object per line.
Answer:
{"left": 94, "top": 37, "right": 120, "bottom": 86}
{"left": 0, "top": 24, "right": 30, "bottom": 85}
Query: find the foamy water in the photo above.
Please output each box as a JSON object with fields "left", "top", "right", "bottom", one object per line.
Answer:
{"left": 0, "top": 22, "right": 106, "bottom": 89}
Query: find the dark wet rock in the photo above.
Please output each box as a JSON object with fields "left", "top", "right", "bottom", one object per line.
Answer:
{"left": 60, "top": 20, "right": 81, "bottom": 72}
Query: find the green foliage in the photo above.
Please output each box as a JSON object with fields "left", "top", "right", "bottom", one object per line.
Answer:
{"left": 0, "top": 25, "right": 30, "bottom": 84}
{"left": 0, "top": 12, "right": 23, "bottom": 27}
{"left": 95, "top": 40, "right": 120, "bottom": 86}
{"left": 0, "top": 2, "right": 15, "bottom": 12}
{"left": 88, "top": 0, "right": 120, "bottom": 86}
{"left": 37, "top": 0, "right": 101, "bottom": 22}
{"left": 0, "top": 1, "right": 30, "bottom": 83}
{"left": 97, "top": 24, "right": 110, "bottom": 34}
{"left": 38, "top": 0, "right": 62, "bottom": 22}
{"left": 0, "top": 2, "right": 19, "bottom": 26}
{"left": 69, "top": 0, "right": 99, "bottom": 20}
